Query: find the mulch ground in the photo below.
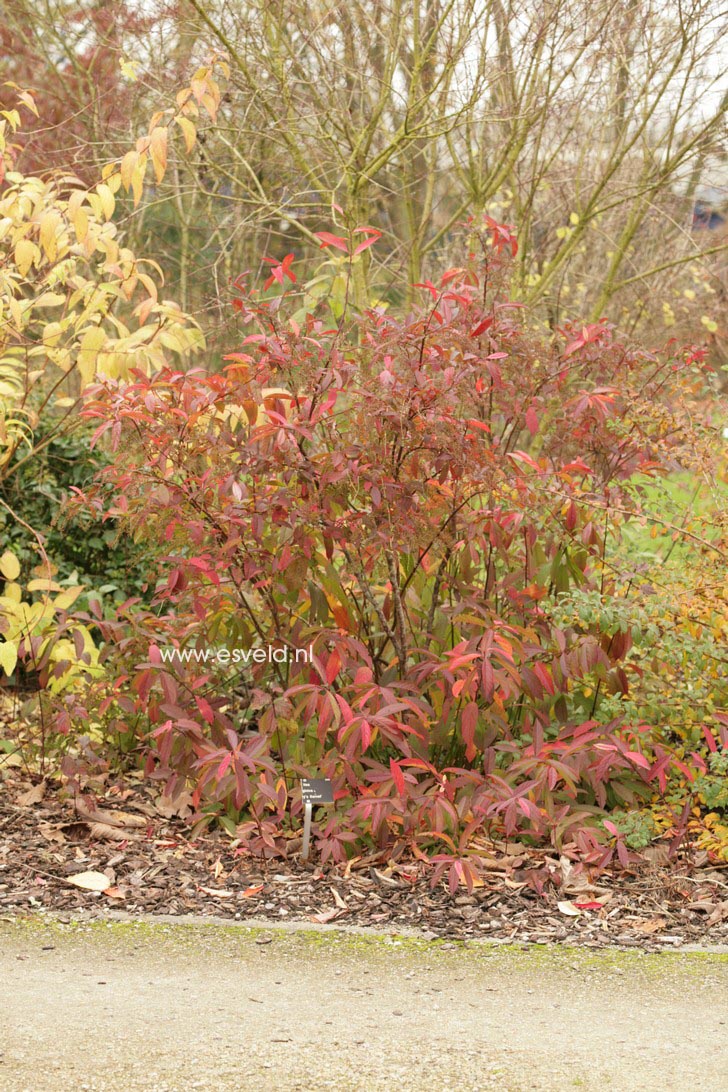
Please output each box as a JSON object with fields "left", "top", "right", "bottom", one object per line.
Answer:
{"left": 1, "top": 772, "right": 727, "bottom": 950}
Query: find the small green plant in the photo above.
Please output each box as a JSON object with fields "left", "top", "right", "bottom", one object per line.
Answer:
{"left": 599, "top": 810, "right": 659, "bottom": 850}
{"left": 694, "top": 751, "right": 728, "bottom": 811}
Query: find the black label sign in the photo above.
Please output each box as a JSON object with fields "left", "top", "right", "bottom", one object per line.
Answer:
{"left": 300, "top": 778, "right": 334, "bottom": 804}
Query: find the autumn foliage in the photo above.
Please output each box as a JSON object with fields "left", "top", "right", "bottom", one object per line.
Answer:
{"left": 54, "top": 222, "right": 723, "bottom": 887}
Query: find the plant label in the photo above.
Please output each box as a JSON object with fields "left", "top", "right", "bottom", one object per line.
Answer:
{"left": 300, "top": 778, "right": 334, "bottom": 804}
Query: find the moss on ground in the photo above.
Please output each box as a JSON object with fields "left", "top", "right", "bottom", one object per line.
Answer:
{"left": 2, "top": 912, "right": 726, "bottom": 978}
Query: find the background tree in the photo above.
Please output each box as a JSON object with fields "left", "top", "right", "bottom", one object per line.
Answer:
{"left": 7, "top": 2, "right": 727, "bottom": 357}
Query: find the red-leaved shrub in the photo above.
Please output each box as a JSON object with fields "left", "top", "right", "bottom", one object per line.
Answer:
{"left": 71, "top": 222, "right": 708, "bottom": 883}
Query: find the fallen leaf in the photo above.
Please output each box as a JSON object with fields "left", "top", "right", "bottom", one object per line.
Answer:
{"left": 631, "top": 917, "right": 667, "bottom": 934}
{"left": 309, "top": 908, "right": 343, "bottom": 924}
{"left": 242, "top": 884, "right": 264, "bottom": 898}
{"left": 198, "top": 886, "right": 234, "bottom": 898}
{"left": 38, "top": 823, "right": 65, "bottom": 844}
{"left": 76, "top": 803, "right": 146, "bottom": 828}
{"left": 371, "top": 867, "right": 401, "bottom": 889}
{"left": 66, "top": 871, "right": 111, "bottom": 892}
{"left": 16, "top": 781, "right": 46, "bottom": 806}
{"left": 155, "top": 791, "right": 194, "bottom": 818}
{"left": 557, "top": 900, "right": 582, "bottom": 916}
{"left": 688, "top": 900, "right": 718, "bottom": 913}
{"left": 88, "top": 822, "right": 132, "bottom": 843}
{"left": 642, "top": 845, "right": 670, "bottom": 867}
{"left": 559, "top": 856, "right": 597, "bottom": 894}
{"left": 707, "top": 902, "right": 728, "bottom": 926}
{"left": 330, "top": 886, "right": 348, "bottom": 910}
{"left": 102, "top": 886, "right": 126, "bottom": 900}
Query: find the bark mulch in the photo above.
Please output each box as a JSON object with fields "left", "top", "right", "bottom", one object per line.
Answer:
{"left": 2, "top": 773, "right": 727, "bottom": 950}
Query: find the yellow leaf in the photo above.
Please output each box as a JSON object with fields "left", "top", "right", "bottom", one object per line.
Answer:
{"left": 17, "top": 90, "right": 39, "bottom": 117}
{"left": 130, "top": 159, "right": 146, "bottom": 207}
{"left": 14, "top": 238, "right": 36, "bottom": 276}
{"left": 73, "top": 206, "right": 89, "bottom": 244}
{"left": 77, "top": 326, "right": 107, "bottom": 387}
{"left": 120, "top": 58, "right": 139, "bottom": 82}
{"left": 0, "top": 640, "right": 18, "bottom": 677}
{"left": 27, "top": 578, "right": 64, "bottom": 592}
{"left": 3, "top": 582, "right": 22, "bottom": 603}
{"left": 569, "top": 212, "right": 580, "bottom": 225}
{"left": 54, "top": 586, "right": 84, "bottom": 611}
{"left": 96, "top": 183, "right": 115, "bottom": 220}
{"left": 149, "top": 127, "right": 168, "bottom": 183}
{"left": 120, "top": 150, "right": 138, "bottom": 191}
{"left": 701, "top": 315, "right": 718, "bottom": 333}
{"left": 0, "top": 550, "right": 20, "bottom": 580}
{"left": 39, "top": 211, "right": 60, "bottom": 261}
{"left": 175, "top": 115, "right": 197, "bottom": 153}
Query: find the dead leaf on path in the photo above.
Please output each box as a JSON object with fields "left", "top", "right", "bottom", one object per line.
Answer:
{"left": 102, "top": 886, "right": 126, "bottom": 900}
{"left": 155, "top": 791, "right": 193, "bottom": 819}
{"left": 559, "top": 855, "right": 597, "bottom": 895}
{"left": 689, "top": 900, "right": 718, "bottom": 913}
{"left": 557, "top": 900, "right": 582, "bottom": 916}
{"left": 88, "top": 822, "right": 133, "bottom": 843}
{"left": 38, "top": 822, "right": 66, "bottom": 844}
{"left": 631, "top": 917, "right": 667, "bottom": 934}
{"left": 76, "top": 802, "right": 146, "bottom": 829}
{"left": 643, "top": 845, "right": 670, "bottom": 867}
{"left": 197, "top": 886, "right": 234, "bottom": 898}
{"left": 66, "top": 870, "right": 111, "bottom": 892}
{"left": 708, "top": 902, "right": 728, "bottom": 926}
{"left": 309, "top": 908, "right": 343, "bottom": 924}
{"left": 371, "top": 867, "right": 402, "bottom": 889}
{"left": 242, "top": 884, "right": 264, "bottom": 898}
{"left": 16, "top": 781, "right": 46, "bottom": 806}
{"left": 330, "top": 886, "right": 348, "bottom": 910}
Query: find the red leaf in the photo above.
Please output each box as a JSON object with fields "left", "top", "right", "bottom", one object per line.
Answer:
{"left": 243, "top": 884, "right": 264, "bottom": 898}
{"left": 470, "top": 317, "right": 493, "bottom": 337}
{"left": 352, "top": 228, "right": 382, "bottom": 255}
{"left": 525, "top": 405, "right": 538, "bottom": 436}
{"left": 564, "top": 337, "right": 585, "bottom": 357}
{"left": 702, "top": 725, "right": 718, "bottom": 753}
{"left": 624, "top": 750, "right": 651, "bottom": 770}
{"left": 216, "top": 753, "right": 232, "bottom": 779}
{"left": 507, "top": 450, "right": 541, "bottom": 471}
{"left": 390, "top": 759, "right": 405, "bottom": 796}
{"left": 413, "top": 280, "right": 438, "bottom": 300}
{"left": 533, "top": 662, "right": 556, "bottom": 696}
{"left": 325, "top": 648, "right": 342, "bottom": 684}
{"left": 461, "top": 701, "right": 479, "bottom": 762}
{"left": 315, "top": 231, "right": 349, "bottom": 252}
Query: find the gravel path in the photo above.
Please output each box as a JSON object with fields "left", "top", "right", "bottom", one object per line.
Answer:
{"left": 1, "top": 917, "right": 726, "bottom": 1091}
